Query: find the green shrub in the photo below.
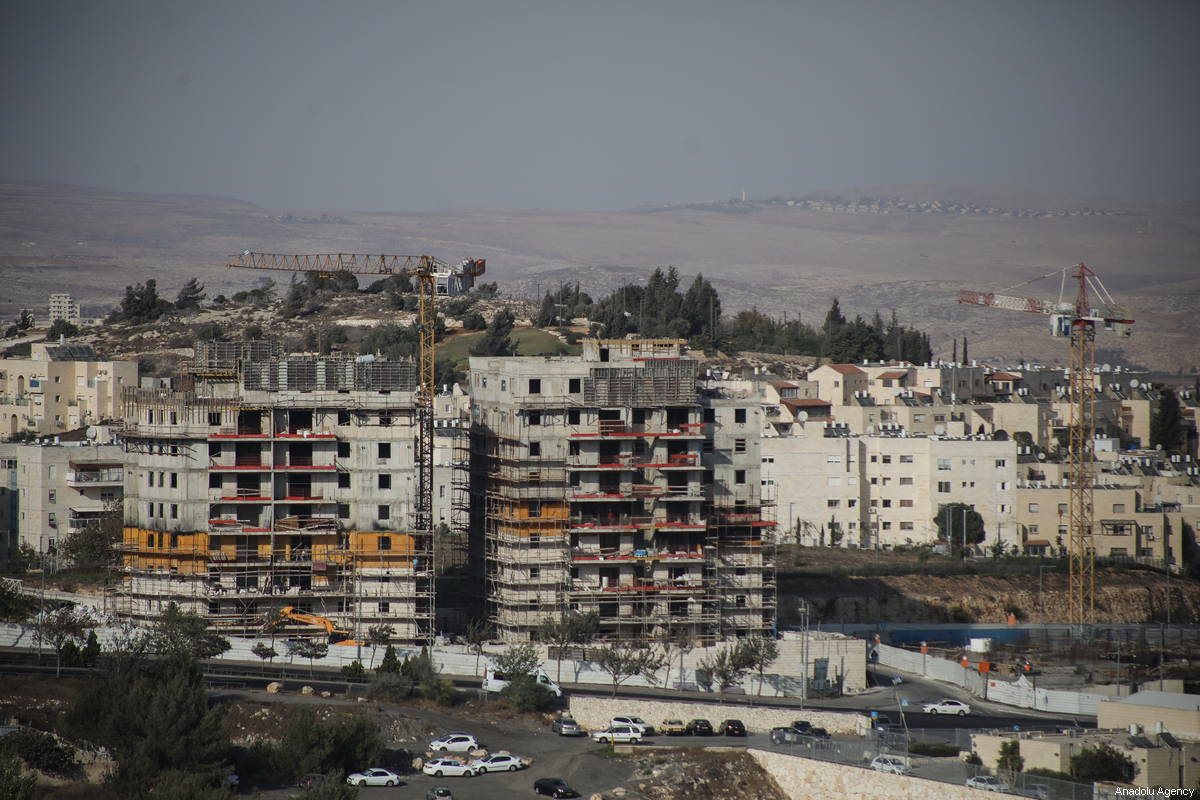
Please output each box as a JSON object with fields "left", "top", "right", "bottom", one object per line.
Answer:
{"left": 0, "top": 728, "right": 79, "bottom": 777}
{"left": 421, "top": 677, "right": 458, "bottom": 707}
{"left": 500, "top": 675, "right": 555, "bottom": 712}
{"left": 340, "top": 661, "right": 366, "bottom": 681}
{"left": 908, "top": 741, "right": 959, "bottom": 757}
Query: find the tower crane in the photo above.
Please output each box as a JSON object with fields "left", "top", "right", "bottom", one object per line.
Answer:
{"left": 959, "top": 264, "right": 1133, "bottom": 628}
{"left": 226, "top": 252, "right": 486, "bottom": 641}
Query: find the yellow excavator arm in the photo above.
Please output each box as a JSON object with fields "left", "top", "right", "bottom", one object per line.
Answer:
{"left": 275, "top": 605, "right": 360, "bottom": 646}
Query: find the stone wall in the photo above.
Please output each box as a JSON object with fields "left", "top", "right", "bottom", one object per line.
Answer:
{"left": 749, "top": 748, "right": 995, "bottom": 800}
{"left": 566, "top": 695, "right": 870, "bottom": 735}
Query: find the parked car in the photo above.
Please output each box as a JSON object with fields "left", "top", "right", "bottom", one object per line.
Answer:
{"left": 551, "top": 717, "right": 585, "bottom": 736}
{"left": 770, "top": 726, "right": 802, "bottom": 745}
{"left": 534, "top": 777, "right": 581, "bottom": 798}
{"left": 426, "top": 789, "right": 454, "bottom": 800}
{"left": 298, "top": 773, "right": 327, "bottom": 789}
{"left": 686, "top": 718, "right": 714, "bottom": 736}
{"left": 469, "top": 753, "right": 528, "bottom": 773}
{"left": 808, "top": 727, "right": 831, "bottom": 740}
{"left": 869, "top": 755, "right": 911, "bottom": 775}
{"left": 429, "top": 733, "right": 482, "bottom": 752}
{"left": 966, "top": 775, "right": 1011, "bottom": 792}
{"left": 611, "top": 716, "right": 654, "bottom": 736}
{"left": 346, "top": 767, "right": 404, "bottom": 786}
{"left": 590, "top": 725, "right": 643, "bottom": 744}
{"left": 791, "top": 720, "right": 813, "bottom": 735}
{"left": 923, "top": 699, "right": 971, "bottom": 716}
{"left": 1020, "top": 784, "right": 1052, "bottom": 800}
{"left": 720, "top": 719, "right": 747, "bottom": 736}
{"left": 422, "top": 758, "right": 477, "bottom": 778}
{"left": 659, "top": 719, "right": 688, "bottom": 736}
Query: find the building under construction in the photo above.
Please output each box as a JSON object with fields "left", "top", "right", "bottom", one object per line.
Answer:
{"left": 117, "top": 341, "right": 449, "bottom": 644}
{"left": 469, "top": 339, "right": 776, "bottom": 643}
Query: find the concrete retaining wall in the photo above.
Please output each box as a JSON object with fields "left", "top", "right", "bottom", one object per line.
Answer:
{"left": 566, "top": 695, "right": 870, "bottom": 735}
{"left": 749, "top": 748, "right": 994, "bottom": 800}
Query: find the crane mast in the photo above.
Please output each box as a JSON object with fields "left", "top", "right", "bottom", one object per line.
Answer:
{"left": 959, "top": 263, "right": 1132, "bottom": 629}
{"left": 227, "top": 251, "right": 486, "bottom": 643}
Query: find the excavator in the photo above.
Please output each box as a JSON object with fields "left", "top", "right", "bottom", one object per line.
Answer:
{"left": 269, "top": 605, "right": 361, "bottom": 647}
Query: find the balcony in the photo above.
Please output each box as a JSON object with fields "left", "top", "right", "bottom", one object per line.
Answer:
{"left": 275, "top": 428, "right": 337, "bottom": 439}
{"left": 209, "top": 457, "right": 271, "bottom": 471}
{"left": 275, "top": 457, "right": 338, "bottom": 472}
{"left": 274, "top": 515, "right": 338, "bottom": 532}
{"left": 570, "top": 548, "right": 705, "bottom": 563}
{"left": 208, "top": 519, "right": 270, "bottom": 534}
{"left": 570, "top": 421, "right": 708, "bottom": 439}
{"left": 212, "top": 489, "right": 267, "bottom": 502}
{"left": 66, "top": 463, "right": 123, "bottom": 486}
{"left": 208, "top": 427, "right": 270, "bottom": 440}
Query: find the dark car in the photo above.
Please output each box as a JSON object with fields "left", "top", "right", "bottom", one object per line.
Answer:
{"left": 791, "top": 720, "right": 813, "bottom": 735}
{"left": 770, "top": 726, "right": 802, "bottom": 745}
{"left": 720, "top": 719, "right": 747, "bottom": 736}
{"left": 298, "top": 773, "right": 327, "bottom": 789}
{"left": 686, "top": 718, "right": 714, "bottom": 736}
{"left": 808, "top": 727, "right": 831, "bottom": 740}
{"left": 534, "top": 777, "right": 581, "bottom": 798}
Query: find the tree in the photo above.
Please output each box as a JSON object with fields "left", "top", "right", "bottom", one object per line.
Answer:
{"left": 697, "top": 642, "right": 753, "bottom": 701}
{"left": 175, "top": 278, "right": 207, "bottom": 311}
{"left": 287, "top": 639, "right": 329, "bottom": 678}
{"left": 149, "top": 603, "right": 231, "bottom": 661}
{"left": 59, "top": 498, "right": 121, "bottom": 568}
{"left": 465, "top": 618, "right": 492, "bottom": 676}
{"left": 470, "top": 309, "right": 515, "bottom": 357}
{"left": 1070, "top": 742, "right": 1136, "bottom": 783}
{"left": 494, "top": 642, "right": 541, "bottom": 682}
{"left": 0, "top": 580, "right": 35, "bottom": 623}
{"left": 461, "top": 311, "right": 486, "bottom": 331}
{"left": 107, "top": 280, "right": 172, "bottom": 324}
{"left": 595, "top": 643, "right": 665, "bottom": 697}
{"left": 15, "top": 310, "right": 33, "bottom": 331}
{"left": 0, "top": 754, "right": 36, "bottom": 800}
{"left": 251, "top": 642, "right": 278, "bottom": 668}
{"left": 662, "top": 628, "right": 695, "bottom": 689}
{"left": 538, "top": 611, "right": 599, "bottom": 683}
{"left": 536, "top": 292, "right": 558, "bottom": 327}
{"left": 933, "top": 503, "right": 986, "bottom": 549}
{"left": 47, "top": 319, "right": 79, "bottom": 339}
{"left": 377, "top": 644, "right": 401, "bottom": 674}
{"left": 741, "top": 636, "right": 780, "bottom": 698}
{"left": 31, "top": 606, "right": 92, "bottom": 677}
{"left": 1151, "top": 386, "right": 1184, "bottom": 454}
{"left": 997, "top": 739, "right": 1024, "bottom": 774}
{"left": 366, "top": 624, "right": 394, "bottom": 669}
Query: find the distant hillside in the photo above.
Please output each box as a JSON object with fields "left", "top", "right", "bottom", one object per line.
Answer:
{"left": 0, "top": 179, "right": 1195, "bottom": 370}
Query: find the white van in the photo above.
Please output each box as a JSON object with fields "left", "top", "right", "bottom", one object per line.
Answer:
{"left": 483, "top": 664, "right": 563, "bottom": 697}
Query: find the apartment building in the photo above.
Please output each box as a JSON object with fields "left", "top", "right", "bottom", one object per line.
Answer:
{"left": 0, "top": 434, "right": 123, "bottom": 556}
{"left": 48, "top": 294, "right": 81, "bottom": 325}
{"left": 1015, "top": 485, "right": 1183, "bottom": 565}
{"left": 469, "top": 338, "right": 775, "bottom": 643}
{"left": 0, "top": 342, "right": 136, "bottom": 435}
{"left": 117, "top": 341, "right": 439, "bottom": 644}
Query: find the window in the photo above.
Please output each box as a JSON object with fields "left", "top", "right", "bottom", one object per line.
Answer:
{"left": 882, "top": 521, "right": 892, "bottom": 530}
{"left": 1028, "top": 503, "right": 1039, "bottom": 513}
{"left": 827, "top": 477, "right": 841, "bottom": 487}
{"left": 703, "top": 408, "right": 716, "bottom": 423}
{"left": 170, "top": 473, "right": 178, "bottom": 489}
{"left": 338, "top": 441, "right": 350, "bottom": 458}
{"left": 170, "top": 504, "right": 178, "bottom": 519}
{"left": 882, "top": 499, "right": 892, "bottom": 508}
{"left": 157, "top": 503, "right": 164, "bottom": 517}
{"left": 881, "top": 455, "right": 892, "bottom": 464}
{"left": 379, "top": 414, "right": 392, "bottom": 426}
{"left": 900, "top": 455, "right": 913, "bottom": 463}
{"left": 48, "top": 490, "right": 55, "bottom": 503}
{"left": 158, "top": 471, "right": 165, "bottom": 487}
{"left": 377, "top": 442, "right": 391, "bottom": 459}
{"left": 848, "top": 499, "right": 857, "bottom": 508}
{"left": 703, "top": 440, "right": 714, "bottom": 454}
{"left": 338, "top": 410, "right": 351, "bottom": 425}
{"left": 735, "top": 595, "right": 747, "bottom": 607}
{"left": 529, "top": 442, "right": 541, "bottom": 457}
{"left": 529, "top": 378, "right": 541, "bottom": 394}
{"left": 378, "top": 505, "right": 390, "bottom": 520}
{"left": 936, "top": 458, "right": 951, "bottom": 471}
{"left": 1058, "top": 503, "right": 1068, "bottom": 514}
{"left": 1113, "top": 503, "right": 1126, "bottom": 513}
{"left": 337, "top": 504, "right": 350, "bottom": 519}
{"left": 997, "top": 504, "right": 1010, "bottom": 513}
{"left": 568, "top": 378, "right": 581, "bottom": 393}
{"left": 338, "top": 473, "right": 351, "bottom": 489}
{"left": 147, "top": 503, "right": 154, "bottom": 517}
{"left": 528, "top": 411, "right": 542, "bottom": 426}
{"left": 208, "top": 412, "right": 221, "bottom": 426}
{"left": 870, "top": 455, "right": 877, "bottom": 463}
{"left": 995, "top": 459, "right": 1007, "bottom": 468}
{"left": 146, "top": 472, "right": 153, "bottom": 488}
{"left": 529, "top": 566, "right": 540, "bottom": 579}
{"left": 379, "top": 601, "right": 391, "bottom": 614}
{"left": 1027, "top": 525, "right": 1039, "bottom": 534}
{"left": 899, "top": 477, "right": 913, "bottom": 486}
{"left": 378, "top": 534, "right": 391, "bottom": 550}
{"left": 734, "top": 408, "right": 747, "bottom": 424}
{"left": 734, "top": 438, "right": 746, "bottom": 453}
{"left": 568, "top": 408, "right": 581, "bottom": 425}
{"left": 937, "top": 481, "right": 951, "bottom": 493}
{"left": 827, "top": 499, "right": 839, "bottom": 508}
{"left": 379, "top": 474, "right": 391, "bottom": 489}
{"left": 735, "top": 469, "right": 746, "bottom": 484}
{"left": 827, "top": 455, "right": 841, "bottom": 464}
{"left": 996, "top": 481, "right": 1010, "bottom": 491}
{"left": 900, "top": 499, "right": 913, "bottom": 508}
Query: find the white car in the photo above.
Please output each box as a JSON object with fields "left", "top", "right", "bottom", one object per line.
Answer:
{"left": 590, "top": 725, "right": 643, "bottom": 744}
{"left": 923, "top": 699, "right": 971, "bottom": 716}
{"left": 611, "top": 716, "right": 654, "bottom": 736}
{"left": 346, "top": 767, "right": 403, "bottom": 786}
{"left": 869, "top": 755, "right": 911, "bottom": 775}
{"left": 423, "top": 758, "right": 477, "bottom": 778}
{"left": 429, "top": 733, "right": 482, "bottom": 752}
{"left": 468, "top": 753, "right": 528, "bottom": 773}
{"left": 966, "top": 775, "right": 1011, "bottom": 792}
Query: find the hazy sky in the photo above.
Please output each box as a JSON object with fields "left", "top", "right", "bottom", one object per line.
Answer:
{"left": 2, "top": 1, "right": 1198, "bottom": 211}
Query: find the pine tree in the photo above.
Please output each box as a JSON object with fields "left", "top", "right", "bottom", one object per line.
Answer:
{"left": 1151, "top": 386, "right": 1184, "bottom": 453}
{"left": 174, "top": 278, "right": 206, "bottom": 311}
{"left": 471, "top": 309, "right": 515, "bottom": 356}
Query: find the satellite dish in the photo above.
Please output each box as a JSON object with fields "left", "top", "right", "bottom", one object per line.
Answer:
{"left": 1129, "top": 379, "right": 1139, "bottom": 389}
{"left": 1037, "top": 452, "right": 1046, "bottom": 461}
{"left": 85, "top": 426, "right": 97, "bottom": 440}
{"left": 934, "top": 424, "right": 946, "bottom": 435}
{"left": 1101, "top": 363, "right": 1111, "bottom": 372}
{"left": 797, "top": 411, "right": 809, "bottom": 422}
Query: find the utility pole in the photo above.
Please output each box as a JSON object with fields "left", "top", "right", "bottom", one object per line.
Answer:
{"left": 798, "top": 599, "right": 810, "bottom": 709}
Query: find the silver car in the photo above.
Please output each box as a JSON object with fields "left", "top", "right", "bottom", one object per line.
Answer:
{"left": 551, "top": 717, "right": 585, "bottom": 736}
